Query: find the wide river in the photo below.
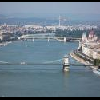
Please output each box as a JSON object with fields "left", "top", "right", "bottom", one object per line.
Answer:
{"left": 0, "top": 40, "right": 100, "bottom": 97}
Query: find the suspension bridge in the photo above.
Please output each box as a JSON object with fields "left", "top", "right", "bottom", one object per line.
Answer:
{"left": 0, "top": 56, "right": 95, "bottom": 72}
{"left": 0, "top": 58, "right": 94, "bottom": 66}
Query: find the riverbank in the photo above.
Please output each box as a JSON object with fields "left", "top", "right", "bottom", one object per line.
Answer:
{"left": 0, "top": 41, "right": 12, "bottom": 47}
{"left": 70, "top": 52, "right": 98, "bottom": 70}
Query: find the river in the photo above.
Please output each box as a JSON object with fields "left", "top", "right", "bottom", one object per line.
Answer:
{"left": 0, "top": 40, "right": 100, "bottom": 97}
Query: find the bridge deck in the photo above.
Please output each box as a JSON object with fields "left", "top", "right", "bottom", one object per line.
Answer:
{"left": 0, "top": 63, "right": 94, "bottom": 66}
{"left": 20, "top": 36, "right": 81, "bottom": 40}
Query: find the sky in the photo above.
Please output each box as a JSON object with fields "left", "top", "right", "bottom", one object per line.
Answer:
{"left": 0, "top": 2, "right": 100, "bottom": 14}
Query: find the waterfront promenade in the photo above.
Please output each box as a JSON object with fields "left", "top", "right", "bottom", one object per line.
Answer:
{"left": 70, "top": 52, "right": 98, "bottom": 70}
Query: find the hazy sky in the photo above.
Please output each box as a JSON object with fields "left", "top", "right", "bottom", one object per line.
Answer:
{"left": 0, "top": 2, "right": 100, "bottom": 14}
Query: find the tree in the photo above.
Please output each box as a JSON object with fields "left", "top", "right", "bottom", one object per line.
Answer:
{"left": 94, "top": 59, "right": 100, "bottom": 66}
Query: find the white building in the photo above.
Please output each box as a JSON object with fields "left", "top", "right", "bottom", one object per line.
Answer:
{"left": 0, "top": 31, "right": 3, "bottom": 41}
{"left": 24, "top": 25, "right": 43, "bottom": 29}
{"left": 45, "top": 26, "right": 56, "bottom": 31}
{"left": 81, "top": 30, "right": 100, "bottom": 60}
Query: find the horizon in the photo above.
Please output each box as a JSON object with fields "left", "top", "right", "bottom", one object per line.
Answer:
{"left": 1, "top": 13, "right": 100, "bottom": 21}
{"left": 0, "top": 2, "right": 100, "bottom": 21}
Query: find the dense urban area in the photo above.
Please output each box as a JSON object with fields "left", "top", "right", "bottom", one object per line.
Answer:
{"left": 0, "top": 22, "right": 100, "bottom": 42}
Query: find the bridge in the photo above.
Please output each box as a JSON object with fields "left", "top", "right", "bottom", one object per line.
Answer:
{"left": 18, "top": 34, "right": 81, "bottom": 42}
{"left": 0, "top": 61, "right": 94, "bottom": 66}
{"left": 0, "top": 54, "right": 95, "bottom": 72}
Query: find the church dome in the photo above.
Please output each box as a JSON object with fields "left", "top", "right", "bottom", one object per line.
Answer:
{"left": 89, "top": 29, "right": 95, "bottom": 38}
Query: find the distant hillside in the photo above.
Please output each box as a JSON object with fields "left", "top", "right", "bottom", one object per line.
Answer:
{"left": 3, "top": 13, "right": 100, "bottom": 21}
{"left": 1, "top": 13, "right": 100, "bottom": 25}
{"left": 0, "top": 14, "right": 7, "bottom": 19}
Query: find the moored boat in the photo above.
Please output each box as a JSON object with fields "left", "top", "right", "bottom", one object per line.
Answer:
{"left": 93, "top": 69, "right": 100, "bottom": 75}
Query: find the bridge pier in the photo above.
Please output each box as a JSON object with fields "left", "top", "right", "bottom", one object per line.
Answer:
{"left": 48, "top": 37, "right": 50, "bottom": 42}
{"left": 64, "top": 37, "right": 67, "bottom": 42}
{"left": 33, "top": 38, "right": 34, "bottom": 42}
{"left": 63, "top": 55, "right": 70, "bottom": 72}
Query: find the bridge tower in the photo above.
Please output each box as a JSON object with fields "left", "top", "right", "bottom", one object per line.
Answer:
{"left": 48, "top": 37, "right": 50, "bottom": 42}
{"left": 63, "top": 55, "right": 70, "bottom": 72}
{"left": 64, "top": 37, "right": 67, "bottom": 42}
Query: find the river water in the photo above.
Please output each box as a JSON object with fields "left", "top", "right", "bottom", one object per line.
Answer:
{"left": 0, "top": 40, "right": 100, "bottom": 97}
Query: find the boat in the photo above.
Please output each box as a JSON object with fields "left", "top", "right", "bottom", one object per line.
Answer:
{"left": 93, "top": 69, "right": 100, "bottom": 75}
{"left": 21, "top": 62, "right": 26, "bottom": 65}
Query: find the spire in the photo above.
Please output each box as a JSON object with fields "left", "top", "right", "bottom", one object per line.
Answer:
{"left": 89, "top": 29, "right": 95, "bottom": 38}
{"left": 59, "top": 15, "right": 61, "bottom": 27}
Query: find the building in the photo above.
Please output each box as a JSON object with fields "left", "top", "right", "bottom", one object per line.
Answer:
{"left": 79, "top": 29, "right": 100, "bottom": 60}
{"left": 0, "top": 31, "right": 3, "bottom": 41}
{"left": 24, "top": 25, "right": 43, "bottom": 29}
{"left": 0, "top": 31, "right": 12, "bottom": 41}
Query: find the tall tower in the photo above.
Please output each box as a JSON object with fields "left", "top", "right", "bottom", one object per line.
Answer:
{"left": 59, "top": 15, "right": 61, "bottom": 27}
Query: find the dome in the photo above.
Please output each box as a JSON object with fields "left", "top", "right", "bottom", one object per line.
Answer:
{"left": 89, "top": 29, "right": 95, "bottom": 38}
